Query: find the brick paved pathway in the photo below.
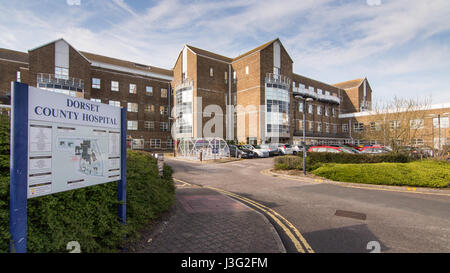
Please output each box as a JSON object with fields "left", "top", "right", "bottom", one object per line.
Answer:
{"left": 130, "top": 183, "right": 285, "bottom": 253}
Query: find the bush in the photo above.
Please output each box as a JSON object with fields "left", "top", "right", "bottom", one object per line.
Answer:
{"left": 274, "top": 152, "right": 411, "bottom": 171}
{"left": 0, "top": 116, "right": 175, "bottom": 253}
{"left": 312, "top": 160, "right": 450, "bottom": 188}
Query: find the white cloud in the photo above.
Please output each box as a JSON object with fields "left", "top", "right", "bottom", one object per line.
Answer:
{"left": 0, "top": 0, "right": 449, "bottom": 103}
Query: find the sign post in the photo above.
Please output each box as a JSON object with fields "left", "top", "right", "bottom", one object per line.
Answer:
{"left": 9, "top": 83, "right": 126, "bottom": 253}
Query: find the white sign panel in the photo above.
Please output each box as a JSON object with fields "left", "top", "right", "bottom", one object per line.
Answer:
{"left": 27, "top": 87, "right": 122, "bottom": 198}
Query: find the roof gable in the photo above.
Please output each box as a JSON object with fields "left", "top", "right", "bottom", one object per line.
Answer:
{"left": 333, "top": 78, "right": 365, "bottom": 89}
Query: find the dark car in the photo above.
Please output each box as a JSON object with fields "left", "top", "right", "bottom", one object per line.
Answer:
{"left": 230, "top": 145, "right": 255, "bottom": 158}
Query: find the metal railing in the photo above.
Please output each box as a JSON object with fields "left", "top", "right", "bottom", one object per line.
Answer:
{"left": 293, "top": 87, "right": 340, "bottom": 105}
{"left": 265, "top": 73, "right": 291, "bottom": 87}
{"left": 37, "top": 73, "right": 84, "bottom": 91}
{"left": 174, "top": 78, "right": 194, "bottom": 91}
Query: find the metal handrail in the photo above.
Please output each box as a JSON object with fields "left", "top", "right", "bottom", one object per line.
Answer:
{"left": 265, "top": 73, "right": 291, "bottom": 86}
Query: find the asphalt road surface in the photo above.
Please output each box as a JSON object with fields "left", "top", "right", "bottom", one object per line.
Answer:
{"left": 166, "top": 157, "right": 450, "bottom": 253}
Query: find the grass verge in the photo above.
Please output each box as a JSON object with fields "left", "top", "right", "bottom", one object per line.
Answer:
{"left": 312, "top": 160, "right": 450, "bottom": 188}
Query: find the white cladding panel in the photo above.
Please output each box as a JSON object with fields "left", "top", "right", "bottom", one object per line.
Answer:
{"left": 273, "top": 41, "right": 281, "bottom": 68}
{"left": 55, "top": 40, "right": 69, "bottom": 69}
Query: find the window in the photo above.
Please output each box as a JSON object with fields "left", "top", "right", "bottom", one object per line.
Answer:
{"left": 245, "top": 66, "right": 249, "bottom": 75}
{"left": 150, "top": 139, "right": 161, "bottom": 148}
{"left": 16, "top": 71, "right": 21, "bottom": 82}
{"left": 412, "top": 138, "right": 424, "bottom": 146}
{"left": 145, "top": 104, "right": 154, "bottom": 113}
{"left": 333, "top": 124, "right": 337, "bottom": 133}
{"left": 273, "top": 67, "right": 280, "bottom": 75}
{"left": 325, "top": 107, "right": 329, "bottom": 117}
{"left": 298, "top": 102, "right": 304, "bottom": 112}
{"left": 160, "top": 122, "right": 169, "bottom": 132}
{"left": 325, "top": 123, "right": 330, "bottom": 133}
{"left": 160, "top": 106, "right": 168, "bottom": 116}
{"left": 127, "top": 103, "right": 138, "bottom": 113}
{"left": 109, "top": 100, "right": 121, "bottom": 107}
{"left": 166, "top": 139, "right": 174, "bottom": 149}
{"left": 127, "top": 120, "right": 138, "bottom": 130}
{"left": 308, "top": 121, "right": 314, "bottom": 131}
{"left": 224, "top": 71, "right": 228, "bottom": 84}
{"left": 325, "top": 91, "right": 330, "bottom": 96}
{"left": 111, "top": 81, "right": 119, "bottom": 92}
{"left": 308, "top": 104, "right": 313, "bottom": 114}
{"left": 90, "top": 98, "right": 101, "bottom": 103}
{"left": 317, "top": 89, "right": 323, "bottom": 95}
{"left": 317, "top": 105, "right": 322, "bottom": 115}
{"left": 210, "top": 67, "right": 214, "bottom": 77}
{"left": 342, "top": 124, "right": 349, "bottom": 133}
{"left": 332, "top": 107, "right": 336, "bottom": 117}
{"left": 390, "top": 120, "right": 400, "bottom": 130}
{"left": 354, "top": 123, "right": 364, "bottom": 132}
{"left": 55, "top": 66, "right": 69, "bottom": 80}
{"left": 233, "top": 71, "right": 237, "bottom": 83}
{"left": 298, "top": 120, "right": 304, "bottom": 130}
{"left": 161, "top": 88, "right": 168, "bottom": 98}
{"left": 92, "top": 78, "right": 100, "bottom": 89}
{"left": 317, "top": 122, "right": 322, "bottom": 132}
{"left": 410, "top": 119, "right": 424, "bottom": 129}
{"left": 146, "top": 86, "right": 153, "bottom": 96}
{"left": 129, "top": 84, "right": 137, "bottom": 94}
{"left": 145, "top": 121, "right": 155, "bottom": 130}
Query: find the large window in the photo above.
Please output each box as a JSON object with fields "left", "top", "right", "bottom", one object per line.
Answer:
{"left": 129, "top": 83, "right": 137, "bottom": 94}
{"left": 161, "top": 88, "right": 168, "bottom": 98}
{"left": 145, "top": 104, "right": 154, "bottom": 113}
{"left": 111, "top": 81, "right": 119, "bottom": 92}
{"left": 127, "top": 120, "right": 138, "bottom": 130}
{"left": 308, "top": 104, "right": 313, "bottom": 114}
{"left": 176, "top": 86, "right": 193, "bottom": 135}
{"left": 16, "top": 71, "right": 21, "bottom": 82}
{"left": 160, "top": 105, "right": 169, "bottom": 116}
{"left": 150, "top": 139, "right": 161, "bottom": 148}
{"left": 410, "top": 119, "right": 424, "bottom": 129}
{"left": 146, "top": 86, "right": 153, "bottom": 96}
{"left": 92, "top": 78, "right": 101, "bottom": 89}
{"left": 145, "top": 121, "right": 155, "bottom": 130}
{"left": 55, "top": 67, "right": 69, "bottom": 80}
{"left": 265, "top": 83, "right": 290, "bottom": 135}
{"left": 317, "top": 105, "right": 322, "bottom": 115}
{"left": 109, "top": 100, "right": 121, "bottom": 107}
{"left": 160, "top": 122, "right": 169, "bottom": 132}
{"left": 298, "top": 102, "right": 304, "bottom": 112}
{"left": 127, "top": 102, "right": 138, "bottom": 113}
{"left": 354, "top": 123, "right": 364, "bottom": 132}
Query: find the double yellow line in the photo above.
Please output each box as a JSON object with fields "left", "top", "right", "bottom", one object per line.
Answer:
{"left": 174, "top": 178, "right": 314, "bottom": 253}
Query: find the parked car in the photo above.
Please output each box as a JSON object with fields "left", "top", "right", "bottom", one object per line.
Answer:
{"left": 308, "top": 145, "right": 355, "bottom": 153}
{"left": 330, "top": 145, "right": 362, "bottom": 154}
{"left": 278, "top": 144, "right": 294, "bottom": 155}
{"left": 359, "top": 146, "right": 390, "bottom": 154}
{"left": 239, "top": 144, "right": 270, "bottom": 158}
{"left": 229, "top": 145, "right": 255, "bottom": 159}
{"left": 260, "top": 144, "right": 279, "bottom": 157}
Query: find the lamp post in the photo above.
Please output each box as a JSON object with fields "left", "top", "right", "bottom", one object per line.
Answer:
{"left": 294, "top": 95, "right": 314, "bottom": 175}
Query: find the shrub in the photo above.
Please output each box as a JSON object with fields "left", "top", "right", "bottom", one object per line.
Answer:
{"left": 0, "top": 117, "right": 175, "bottom": 253}
{"left": 274, "top": 152, "right": 411, "bottom": 171}
{"left": 312, "top": 160, "right": 450, "bottom": 188}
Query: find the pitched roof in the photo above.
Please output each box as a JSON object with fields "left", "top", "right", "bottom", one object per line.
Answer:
{"left": 0, "top": 48, "right": 28, "bottom": 63}
{"left": 232, "top": 38, "right": 279, "bottom": 62}
{"left": 333, "top": 78, "right": 365, "bottom": 89}
{"left": 81, "top": 51, "right": 173, "bottom": 77}
{"left": 185, "top": 45, "right": 233, "bottom": 63}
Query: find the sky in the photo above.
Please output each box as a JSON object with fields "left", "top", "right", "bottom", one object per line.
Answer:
{"left": 1, "top": 0, "right": 449, "bottom": 105}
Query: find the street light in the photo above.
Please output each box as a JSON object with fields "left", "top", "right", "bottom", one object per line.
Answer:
{"left": 294, "top": 95, "right": 314, "bottom": 175}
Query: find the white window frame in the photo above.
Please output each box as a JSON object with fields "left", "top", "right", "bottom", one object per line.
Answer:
{"left": 129, "top": 83, "right": 137, "bottom": 94}
{"left": 127, "top": 120, "right": 138, "bottom": 130}
{"left": 92, "top": 78, "right": 101, "bottom": 89}
{"left": 109, "top": 100, "right": 121, "bottom": 107}
{"left": 146, "top": 86, "right": 153, "bottom": 96}
{"left": 90, "top": 98, "right": 101, "bottom": 103}
{"left": 111, "top": 81, "right": 119, "bottom": 92}
{"left": 127, "top": 102, "right": 138, "bottom": 113}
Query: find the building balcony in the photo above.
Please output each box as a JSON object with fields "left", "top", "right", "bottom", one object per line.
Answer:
{"left": 174, "top": 78, "right": 194, "bottom": 91}
{"left": 36, "top": 73, "right": 84, "bottom": 97}
{"left": 294, "top": 131, "right": 348, "bottom": 138}
{"left": 265, "top": 73, "right": 291, "bottom": 87}
{"left": 293, "top": 87, "right": 340, "bottom": 105}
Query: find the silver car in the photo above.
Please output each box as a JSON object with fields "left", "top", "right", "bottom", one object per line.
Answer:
{"left": 243, "top": 144, "right": 270, "bottom": 158}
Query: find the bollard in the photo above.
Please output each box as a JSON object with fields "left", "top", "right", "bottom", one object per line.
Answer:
{"left": 200, "top": 151, "right": 203, "bottom": 162}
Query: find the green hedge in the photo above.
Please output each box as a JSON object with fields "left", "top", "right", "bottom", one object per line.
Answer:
{"left": 274, "top": 152, "right": 411, "bottom": 171}
{"left": 312, "top": 161, "right": 450, "bottom": 188}
{"left": 0, "top": 116, "right": 175, "bottom": 253}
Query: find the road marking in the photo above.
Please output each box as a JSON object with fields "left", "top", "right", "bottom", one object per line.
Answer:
{"left": 173, "top": 178, "right": 314, "bottom": 253}
{"left": 262, "top": 169, "right": 450, "bottom": 197}
{"left": 208, "top": 186, "right": 314, "bottom": 253}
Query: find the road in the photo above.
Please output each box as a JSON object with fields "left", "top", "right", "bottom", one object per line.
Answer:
{"left": 166, "top": 157, "right": 450, "bottom": 253}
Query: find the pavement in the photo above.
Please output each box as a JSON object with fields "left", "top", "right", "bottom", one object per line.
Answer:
{"left": 128, "top": 180, "right": 285, "bottom": 253}
{"left": 165, "top": 157, "right": 450, "bottom": 253}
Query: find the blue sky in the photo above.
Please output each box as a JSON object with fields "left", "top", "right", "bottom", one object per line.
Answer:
{"left": 1, "top": 0, "right": 450, "bottom": 104}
